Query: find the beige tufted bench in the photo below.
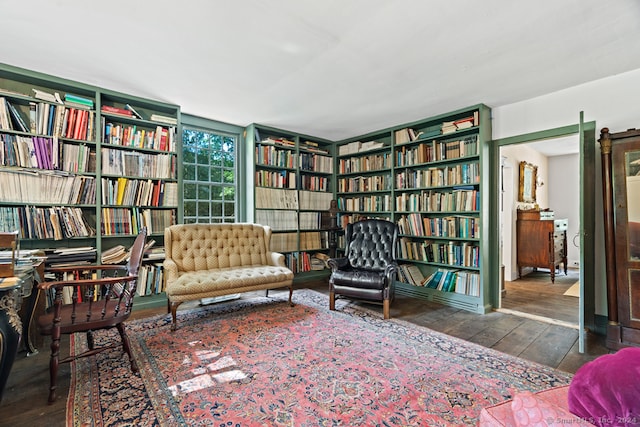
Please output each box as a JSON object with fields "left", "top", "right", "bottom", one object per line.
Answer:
{"left": 163, "top": 223, "right": 295, "bottom": 330}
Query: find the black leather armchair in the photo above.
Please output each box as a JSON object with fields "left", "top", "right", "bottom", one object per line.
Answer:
{"left": 328, "top": 219, "right": 399, "bottom": 319}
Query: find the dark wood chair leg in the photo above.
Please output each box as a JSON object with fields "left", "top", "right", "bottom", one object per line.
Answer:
{"left": 117, "top": 323, "right": 138, "bottom": 373}
{"left": 288, "top": 286, "right": 294, "bottom": 306}
{"left": 329, "top": 291, "right": 335, "bottom": 311}
{"left": 48, "top": 335, "right": 60, "bottom": 404}
{"left": 170, "top": 301, "right": 182, "bottom": 331}
{"left": 383, "top": 299, "right": 390, "bottom": 319}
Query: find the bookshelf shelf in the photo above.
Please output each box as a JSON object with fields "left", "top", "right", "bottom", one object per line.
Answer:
{"left": 0, "top": 63, "right": 180, "bottom": 299}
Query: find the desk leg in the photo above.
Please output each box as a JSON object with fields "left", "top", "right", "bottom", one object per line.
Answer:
{"left": 21, "top": 286, "right": 43, "bottom": 356}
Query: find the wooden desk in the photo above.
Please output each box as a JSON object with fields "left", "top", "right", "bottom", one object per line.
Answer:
{"left": 516, "top": 211, "right": 568, "bottom": 283}
{"left": 17, "top": 260, "right": 45, "bottom": 356}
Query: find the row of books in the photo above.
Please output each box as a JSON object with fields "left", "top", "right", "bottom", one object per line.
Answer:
{"left": 397, "top": 213, "right": 480, "bottom": 239}
{"left": 103, "top": 121, "right": 176, "bottom": 152}
{"left": 395, "top": 162, "right": 480, "bottom": 189}
{"left": 255, "top": 209, "right": 298, "bottom": 231}
{"left": 101, "top": 105, "right": 177, "bottom": 126}
{"left": 255, "top": 210, "right": 328, "bottom": 232}
{"left": 101, "top": 178, "right": 178, "bottom": 207}
{"left": 395, "top": 135, "right": 479, "bottom": 166}
{"left": 337, "top": 174, "right": 392, "bottom": 193}
{"left": 102, "top": 239, "right": 162, "bottom": 264}
{"left": 395, "top": 188, "right": 479, "bottom": 212}
{"left": 299, "top": 152, "right": 333, "bottom": 173}
{"left": 299, "top": 231, "right": 328, "bottom": 251}
{"left": 0, "top": 169, "right": 95, "bottom": 204}
{"left": 270, "top": 231, "right": 298, "bottom": 253}
{"left": 137, "top": 263, "right": 165, "bottom": 296}
{"left": 397, "top": 264, "right": 427, "bottom": 286}
{"left": 299, "top": 190, "right": 333, "bottom": 210}
{"left": 0, "top": 205, "right": 94, "bottom": 240}
{"left": 258, "top": 135, "right": 296, "bottom": 148}
{"left": 338, "top": 152, "right": 392, "bottom": 174}
{"left": 337, "top": 194, "right": 392, "bottom": 212}
{"left": 283, "top": 251, "right": 329, "bottom": 273}
{"left": 0, "top": 134, "right": 97, "bottom": 174}
{"left": 101, "top": 148, "right": 176, "bottom": 179}
{"left": 336, "top": 213, "right": 391, "bottom": 230}
{"left": 442, "top": 112, "right": 479, "bottom": 135}
{"left": 421, "top": 268, "right": 480, "bottom": 297}
{"left": 0, "top": 97, "right": 95, "bottom": 141}
{"left": 338, "top": 139, "right": 386, "bottom": 156}
{"left": 399, "top": 238, "right": 480, "bottom": 268}
{"left": 255, "top": 170, "right": 296, "bottom": 189}
{"left": 100, "top": 207, "right": 176, "bottom": 236}
{"left": 300, "top": 140, "right": 330, "bottom": 155}
{"left": 300, "top": 175, "right": 329, "bottom": 192}
{"left": 255, "top": 187, "right": 298, "bottom": 209}
{"left": 255, "top": 144, "right": 297, "bottom": 168}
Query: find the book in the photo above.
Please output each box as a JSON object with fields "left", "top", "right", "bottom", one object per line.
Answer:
{"left": 33, "top": 89, "right": 63, "bottom": 104}
{"left": 150, "top": 114, "right": 177, "bottom": 125}
{"left": 101, "top": 105, "right": 133, "bottom": 117}
{"left": 64, "top": 94, "right": 93, "bottom": 108}
{"left": 124, "top": 104, "right": 143, "bottom": 119}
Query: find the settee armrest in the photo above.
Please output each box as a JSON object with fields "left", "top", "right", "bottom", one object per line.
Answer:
{"left": 269, "top": 251, "right": 287, "bottom": 268}
{"left": 163, "top": 258, "right": 179, "bottom": 283}
{"left": 327, "top": 257, "right": 349, "bottom": 272}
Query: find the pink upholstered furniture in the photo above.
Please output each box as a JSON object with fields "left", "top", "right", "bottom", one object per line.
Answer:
{"left": 478, "top": 385, "right": 595, "bottom": 427}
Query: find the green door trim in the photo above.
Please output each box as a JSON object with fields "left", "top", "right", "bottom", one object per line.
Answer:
{"left": 488, "top": 120, "right": 597, "bottom": 343}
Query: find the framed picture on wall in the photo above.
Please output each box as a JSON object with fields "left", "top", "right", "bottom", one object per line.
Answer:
{"left": 518, "top": 161, "right": 537, "bottom": 203}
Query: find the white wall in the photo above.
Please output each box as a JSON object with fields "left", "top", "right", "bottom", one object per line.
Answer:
{"left": 491, "top": 67, "right": 640, "bottom": 315}
{"left": 548, "top": 153, "right": 580, "bottom": 267}
{"left": 500, "top": 145, "right": 549, "bottom": 281}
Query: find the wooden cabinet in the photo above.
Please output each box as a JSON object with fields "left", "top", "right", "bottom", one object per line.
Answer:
{"left": 599, "top": 127, "right": 640, "bottom": 349}
{"left": 516, "top": 210, "right": 568, "bottom": 283}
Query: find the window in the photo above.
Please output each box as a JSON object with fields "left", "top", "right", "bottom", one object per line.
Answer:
{"left": 182, "top": 127, "right": 237, "bottom": 223}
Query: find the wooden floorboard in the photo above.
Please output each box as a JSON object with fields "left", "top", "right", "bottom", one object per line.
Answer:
{"left": 0, "top": 278, "right": 609, "bottom": 426}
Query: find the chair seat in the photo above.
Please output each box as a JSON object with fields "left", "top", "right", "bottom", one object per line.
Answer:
{"left": 331, "top": 269, "right": 385, "bottom": 289}
{"left": 37, "top": 301, "right": 131, "bottom": 335}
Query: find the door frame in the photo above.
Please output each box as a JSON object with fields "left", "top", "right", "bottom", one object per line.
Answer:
{"left": 488, "top": 116, "right": 596, "bottom": 352}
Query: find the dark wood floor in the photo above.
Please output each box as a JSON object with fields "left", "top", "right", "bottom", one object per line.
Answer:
{"left": 0, "top": 277, "right": 609, "bottom": 426}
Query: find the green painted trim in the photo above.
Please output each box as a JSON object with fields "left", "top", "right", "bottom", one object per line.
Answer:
{"left": 493, "top": 124, "right": 580, "bottom": 147}
{"left": 181, "top": 114, "right": 245, "bottom": 222}
{"left": 488, "top": 119, "right": 598, "bottom": 331}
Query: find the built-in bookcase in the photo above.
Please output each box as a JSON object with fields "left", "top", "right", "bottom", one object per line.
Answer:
{"left": 334, "top": 104, "right": 491, "bottom": 314}
{"left": 248, "top": 123, "right": 334, "bottom": 277}
{"left": 0, "top": 63, "right": 181, "bottom": 300}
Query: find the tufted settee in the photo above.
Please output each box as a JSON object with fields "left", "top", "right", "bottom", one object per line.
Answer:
{"left": 163, "top": 223, "right": 294, "bottom": 330}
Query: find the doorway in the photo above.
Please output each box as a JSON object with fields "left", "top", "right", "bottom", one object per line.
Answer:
{"left": 498, "top": 137, "right": 580, "bottom": 328}
{"left": 488, "top": 119, "right": 597, "bottom": 353}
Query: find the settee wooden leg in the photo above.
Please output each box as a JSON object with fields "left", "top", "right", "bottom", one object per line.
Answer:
{"left": 170, "top": 301, "right": 182, "bottom": 331}
{"left": 383, "top": 299, "right": 390, "bottom": 319}
{"left": 329, "top": 291, "right": 335, "bottom": 311}
{"left": 288, "top": 286, "right": 294, "bottom": 306}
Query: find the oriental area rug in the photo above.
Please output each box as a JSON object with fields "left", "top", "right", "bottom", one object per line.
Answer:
{"left": 67, "top": 289, "right": 572, "bottom": 426}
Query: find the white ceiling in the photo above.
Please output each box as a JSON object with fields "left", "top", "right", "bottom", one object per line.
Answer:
{"left": 2, "top": 1, "right": 640, "bottom": 147}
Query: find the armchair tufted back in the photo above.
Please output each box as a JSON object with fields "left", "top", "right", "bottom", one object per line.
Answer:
{"left": 165, "top": 223, "right": 272, "bottom": 272}
{"left": 345, "top": 219, "right": 398, "bottom": 271}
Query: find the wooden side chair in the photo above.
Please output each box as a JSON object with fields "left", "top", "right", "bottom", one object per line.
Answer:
{"left": 37, "top": 228, "right": 147, "bottom": 403}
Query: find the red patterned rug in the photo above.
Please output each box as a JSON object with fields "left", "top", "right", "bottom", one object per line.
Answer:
{"left": 67, "top": 289, "right": 572, "bottom": 426}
